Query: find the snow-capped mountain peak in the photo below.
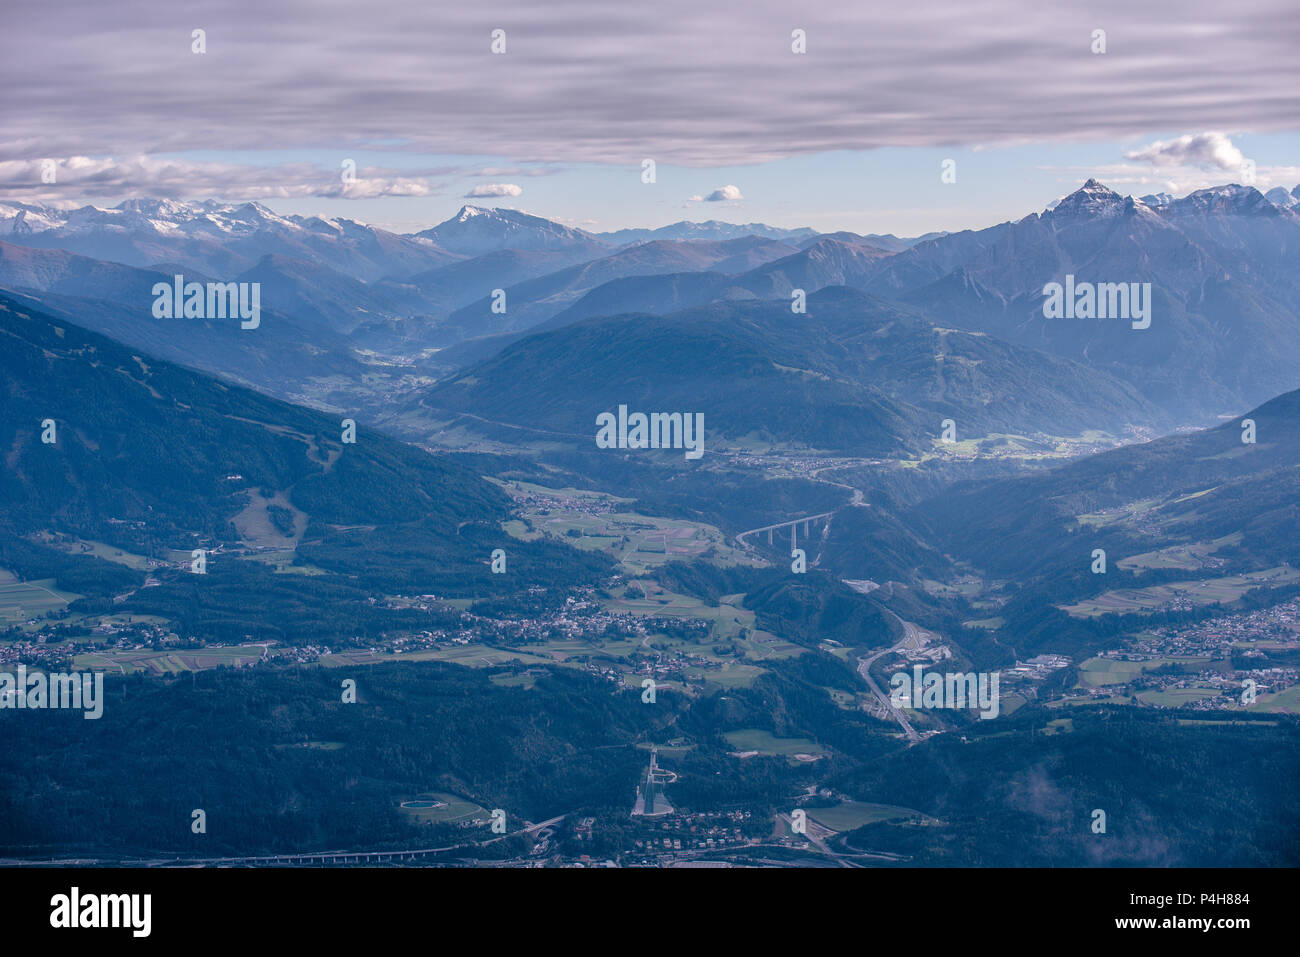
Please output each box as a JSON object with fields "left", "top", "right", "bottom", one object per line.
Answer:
{"left": 1166, "top": 184, "right": 1275, "bottom": 217}
{"left": 0, "top": 197, "right": 463, "bottom": 281}
{"left": 415, "top": 204, "right": 602, "bottom": 255}
{"left": 1264, "top": 186, "right": 1299, "bottom": 209}
{"left": 1138, "top": 192, "right": 1175, "bottom": 209}
{"left": 1047, "top": 179, "right": 1126, "bottom": 221}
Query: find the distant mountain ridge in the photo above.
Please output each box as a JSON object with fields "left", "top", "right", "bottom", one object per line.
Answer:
{"left": 548, "top": 236, "right": 896, "bottom": 329}
{"left": 0, "top": 290, "right": 506, "bottom": 552}
{"left": 923, "top": 384, "right": 1300, "bottom": 576}
{"left": 0, "top": 292, "right": 613, "bottom": 626}
{"left": 0, "top": 197, "right": 461, "bottom": 282}
{"left": 858, "top": 180, "right": 1300, "bottom": 420}
{"left": 597, "top": 219, "right": 818, "bottom": 244}
{"left": 402, "top": 234, "right": 807, "bottom": 349}
{"left": 418, "top": 287, "right": 1165, "bottom": 456}
{"left": 6, "top": 181, "right": 1300, "bottom": 427}
{"left": 0, "top": 198, "right": 943, "bottom": 271}
{"left": 413, "top": 205, "right": 605, "bottom": 255}
{"left": 0, "top": 240, "right": 369, "bottom": 402}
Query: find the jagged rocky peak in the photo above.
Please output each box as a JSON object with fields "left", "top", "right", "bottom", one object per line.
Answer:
{"left": 1264, "top": 186, "right": 1298, "bottom": 209}
{"left": 1139, "top": 192, "right": 1175, "bottom": 208}
{"left": 1169, "top": 183, "right": 1273, "bottom": 216}
{"left": 1049, "top": 179, "right": 1126, "bottom": 219}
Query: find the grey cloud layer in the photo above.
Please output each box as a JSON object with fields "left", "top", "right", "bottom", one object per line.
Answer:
{"left": 4, "top": 0, "right": 1298, "bottom": 166}
{"left": 0, "top": 156, "right": 457, "bottom": 200}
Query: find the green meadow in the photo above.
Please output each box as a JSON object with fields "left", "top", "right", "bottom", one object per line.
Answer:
{"left": 1061, "top": 566, "right": 1300, "bottom": 618}
{"left": 724, "top": 729, "right": 827, "bottom": 758}
{"left": 497, "top": 478, "right": 758, "bottom": 575}
{"left": 0, "top": 572, "right": 82, "bottom": 622}
{"left": 398, "top": 792, "right": 486, "bottom": 825}
{"left": 71, "top": 644, "right": 267, "bottom": 674}
{"left": 807, "top": 801, "right": 926, "bottom": 832}
{"left": 1076, "top": 656, "right": 1215, "bottom": 687}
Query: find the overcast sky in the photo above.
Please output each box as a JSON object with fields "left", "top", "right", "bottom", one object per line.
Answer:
{"left": 3, "top": 0, "right": 1298, "bottom": 234}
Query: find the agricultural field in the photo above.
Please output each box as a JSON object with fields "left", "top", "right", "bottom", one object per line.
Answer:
{"left": 921, "top": 577, "right": 986, "bottom": 600}
{"left": 311, "top": 613, "right": 784, "bottom": 692}
{"left": 724, "top": 729, "right": 827, "bottom": 759}
{"left": 692, "top": 662, "right": 769, "bottom": 689}
{"left": 818, "top": 642, "right": 855, "bottom": 662}
{"left": 807, "top": 801, "right": 926, "bottom": 832}
{"left": 1074, "top": 483, "right": 1225, "bottom": 530}
{"left": 607, "top": 633, "right": 774, "bottom": 690}
{"left": 912, "top": 430, "right": 1120, "bottom": 466}
{"left": 38, "top": 537, "right": 153, "bottom": 571}
{"left": 488, "top": 672, "right": 539, "bottom": 689}
{"left": 998, "top": 692, "right": 1029, "bottom": 715}
{"left": 604, "top": 580, "right": 788, "bottom": 649}
{"left": 1137, "top": 687, "right": 1222, "bottom": 707}
{"left": 1076, "top": 656, "right": 1215, "bottom": 687}
{"left": 498, "top": 479, "right": 758, "bottom": 575}
{"left": 1049, "top": 693, "right": 1133, "bottom": 708}
{"left": 0, "top": 570, "right": 81, "bottom": 623}
{"left": 824, "top": 687, "right": 861, "bottom": 710}
{"left": 240, "top": 546, "right": 329, "bottom": 576}
{"left": 1060, "top": 566, "right": 1300, "bottom": 618}
{"left": 70, "top": 644, "right": 268, "bottom": 674}
{"left": 1255, "top": 684, "right": 1300, "bottom": 713}
{"left": 269, "top": 562, "right": 329, "bottom": 576}
{"left": 319, "top": 643, "right": 552, "bottom": 669}
{"left": 1116, "top": 534, "right": 1241, "bottom": 574}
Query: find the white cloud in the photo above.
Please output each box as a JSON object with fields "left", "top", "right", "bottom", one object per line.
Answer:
{"left": 1042, "top": 156, "right": 1300, "bottom": 196}
{"left": 464, "top": 183, "right": 523, "bottom": 198}
{"left": 1124, "top": 132, "right": 1247, "bottom": 172}
{"left": 704, "top": 185, "right": 743, "bottom": 201}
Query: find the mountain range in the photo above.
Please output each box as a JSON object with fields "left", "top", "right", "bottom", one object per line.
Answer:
{"left": 0, "top": 292, "right": 611, "bottom": 627}
{"left": 863, "top": 181, "right": 1300, "bottom": 418}
{"left": 0, "top": 198, "right": 462, "bottom": 281}
{"left": 3, "top": 183, "right": 1299, "bottom": 868}
{"left": 418, "top": 287, "right": 1163, "bottom": 455}
{"left": 447, "top": 180, "right": 1300, "bottom": 422}
{"left": 0, "top": 241, "right": 369, "bottom": 403}
{"left": 4, "top": 180, "right": 1300, "bottom": 431}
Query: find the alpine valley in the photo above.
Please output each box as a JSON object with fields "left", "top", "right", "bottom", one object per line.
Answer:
{"left": 2, "top": 181, "right": 1298, "bottom": 869}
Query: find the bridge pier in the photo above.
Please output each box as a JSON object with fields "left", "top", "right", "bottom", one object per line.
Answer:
{"left": 767, "top": 528, "right": 773, "bottom": 545}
